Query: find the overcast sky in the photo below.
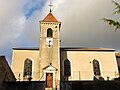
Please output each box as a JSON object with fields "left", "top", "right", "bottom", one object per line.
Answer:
{"left": 0, "top": 0, "right": 120, "bottom": 64}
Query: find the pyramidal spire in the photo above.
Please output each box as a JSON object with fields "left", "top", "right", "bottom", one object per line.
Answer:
{"left": 42, "top": 2, "right": 58, "bottom": 22}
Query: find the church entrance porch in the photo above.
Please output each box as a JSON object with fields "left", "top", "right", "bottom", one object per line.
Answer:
{"left": 43, "top": 65, "right": 58, "bottom": 90}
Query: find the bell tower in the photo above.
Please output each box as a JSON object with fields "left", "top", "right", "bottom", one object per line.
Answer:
{"left": 39, "top": 10, "right": 61, "bottom": 89}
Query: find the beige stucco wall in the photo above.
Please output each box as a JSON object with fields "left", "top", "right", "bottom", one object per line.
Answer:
{"left": 61, "top": 50, "right": 119, "bottom": 81}
{"left": 11, "top": 49, "right": 39, "bottom": 81}
{"left": 11, "top": 49, "right": 119, "bottom": 81}
{"left": 39, "top": 22, "right": 61, "bottom": 89}
{"left": 39, "top": 22, "right": 61, "bottom": 74}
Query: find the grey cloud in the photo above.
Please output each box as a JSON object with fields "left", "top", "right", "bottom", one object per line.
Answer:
{"left": 1, "top": 0, "right": 120, "bottom": 64}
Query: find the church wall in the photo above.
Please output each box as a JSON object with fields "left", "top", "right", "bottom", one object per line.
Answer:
{"left": 39, "top": 23, "right": 60, "bottom": 76}
{"left": 60, "top": 50, "right": 119, "bottom": 81}
{"left": 116, "top": 53, "right": 120, "bottom": 73}
{"left": 11, "top": 49, "right": 39, "bottom": 81}
{"left": 39, "top": 22, "right": 60, "bottom": 68}
{"left": 39, "top": 21, "right": 61, "bottom": 89}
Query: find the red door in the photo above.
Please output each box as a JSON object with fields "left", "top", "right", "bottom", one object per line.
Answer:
{"left": 46, "top": 73, "right": 53, "bottom": 88}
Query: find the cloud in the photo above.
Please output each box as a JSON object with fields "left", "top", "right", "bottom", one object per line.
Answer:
{"left": 23, "top": 0, "right": 47, "bottom": 19}
{"left": 0, "top": 0, "right": 120, "bottom": 64}
{"left": 0, "top": 0, "right": 46, "bottom": 64}
{"left": 0, "top": 1, "right": 23, "bottom": 65}
{"left": 0, "top": 0, "right": 24, "bottom": 47}
{"left": 51, "top": 0, "right": 120, "bottom": 49}
{"left": 31, "top": 0, "right": 120, "bottom": 50}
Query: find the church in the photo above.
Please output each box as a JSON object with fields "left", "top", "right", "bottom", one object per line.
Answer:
{"left": 11, "top": 9, "right": 119, "bottom": 89}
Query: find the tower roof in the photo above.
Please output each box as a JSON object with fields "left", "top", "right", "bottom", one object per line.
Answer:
{"left": 42, "top": 12, "right": 58, "bottom": 22}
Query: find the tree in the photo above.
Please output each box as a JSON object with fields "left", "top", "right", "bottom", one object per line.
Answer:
{"left": 103, "top": 1, "right": 120, "bottom": 31}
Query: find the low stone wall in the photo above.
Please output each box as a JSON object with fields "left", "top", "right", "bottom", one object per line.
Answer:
{"left": 2, "top": 81, "right": 120, "bottom": 90}
{"left": 60, "top": 81, "right": 120, "bottom": 90}
{"left": 1, "top": 81, "right": 45, "bottom": 90}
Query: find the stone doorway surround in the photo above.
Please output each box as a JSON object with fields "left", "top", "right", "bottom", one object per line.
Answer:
{"left": 43, "top": 65, "right": 57, "bottom": 89}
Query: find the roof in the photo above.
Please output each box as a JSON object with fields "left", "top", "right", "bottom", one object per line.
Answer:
{"left": 43, "top": 64, "right": 57, "bottom": 71}
{"left": 13, "top": 48, "right": 39, "bottom": 50}
{"left": 13, "top": 47, "right": 115, "bottom": 51}
{"left": 42, "top": 12, "right": 58, "bottom": 22}
{"left": 60, "top": 47, "right": 115, "bottom": 51}
{"left": 0, "top": 56, "right": 16, "bottom": 81}
{"left": 116, "top": 52, "right": 120, "bottom": 57}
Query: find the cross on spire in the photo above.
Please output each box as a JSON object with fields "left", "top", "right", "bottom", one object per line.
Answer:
{"left": 48, "top": 2, "right": 53, "bottom": 13}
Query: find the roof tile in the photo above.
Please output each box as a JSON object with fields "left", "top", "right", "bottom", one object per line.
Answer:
{"left": 42, "top": 12, "right": 58, "bottom": 22}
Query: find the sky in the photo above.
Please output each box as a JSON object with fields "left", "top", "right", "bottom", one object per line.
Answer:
{"left": 0, "top": 0, "right": 120, "bottom": 65}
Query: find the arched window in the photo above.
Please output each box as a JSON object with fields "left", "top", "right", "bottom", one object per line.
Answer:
{"left": 93, "top": 59, "right": 101, "bottom": 76}
{"left": 23, "top": 58, "right": 32, "bottom": 78}
{"left": 64, "top": 59, "right": 71, "bottom": 76}
{"left": 47, "top": 28, "right": 53, "bottom": 37}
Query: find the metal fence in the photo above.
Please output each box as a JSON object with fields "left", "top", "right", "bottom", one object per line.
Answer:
{"left": 12, "top": 71, "right": 119, "bottom": 81}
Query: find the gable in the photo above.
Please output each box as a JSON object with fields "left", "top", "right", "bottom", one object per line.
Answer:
{"left": 43, "top": 65, "right": 57, "bottom": 71}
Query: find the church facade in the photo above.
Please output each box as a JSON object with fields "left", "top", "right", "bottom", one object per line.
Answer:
{"left": 11, "top": 11, "right": 119, "bottom": 89}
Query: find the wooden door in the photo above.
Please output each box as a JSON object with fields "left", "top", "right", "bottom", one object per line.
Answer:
{"left": 46, "top": 73, "right": 53, "bottom": 88}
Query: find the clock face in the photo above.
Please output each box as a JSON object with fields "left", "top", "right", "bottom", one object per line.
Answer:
{"left": 46, "top": 38, "right": 53, "bottom": 46}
